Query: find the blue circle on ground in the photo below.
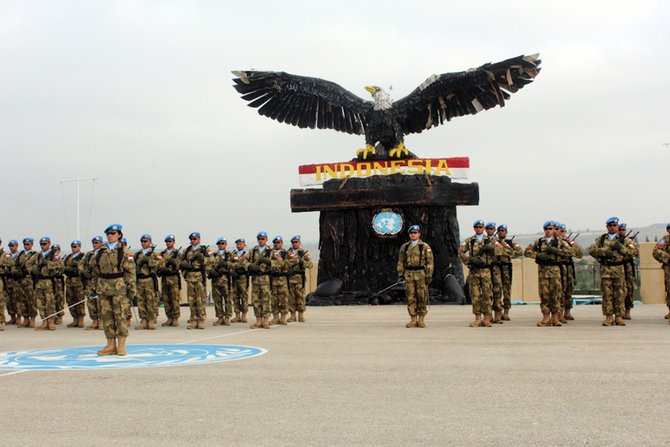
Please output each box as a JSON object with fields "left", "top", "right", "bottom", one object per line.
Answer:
{"left": 0, "top": 344, "right": 266, "bottom": 371}
{"left": 372, "top": 211, "right": 403, "bottom": 236}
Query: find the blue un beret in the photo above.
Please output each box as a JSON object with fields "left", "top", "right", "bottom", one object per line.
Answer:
{"left": 618, "top": 223, "right": 627, "bottom": 230}
{"left": 140, "top": 234, "right": 152, "bottom": 241}
{"left": 104, "top": 223, "right": 122, "bottom": 234}
{"left": 9, "top": 240, "right": 18, "bottom": 246}
{"left": 52, "top": 244, "right": 61, "bottom": 250}
{"left": 473, "top": 220, "right": 485, "bottom": 227}
{"left": 558, "top": 223, "right": 566, "bottom": 230}
{"left": 235, "top": 238, "right": 245, "bottom": 244}
{"left": 23, "top": 238, "right": 34, "bottom": 244}
{"left": 189, "top": 232, "right": 201, "bottom": 239}
{"left": 497, "top": 224, "right": 508, "bottom": 231}
{"left": 257, "top": 231, "right": 268, "bottom": 239}
{"left": 91, "top": 236, "right": 103, "bottom": 243}
{"left": 273, "top": 235, "right": 283, "bottom": 243}
{"left": 291, "top": 235, "right": 301, "bottom": 242}
{"left": 39, "top": 236, "right": 51, "bottom": 244}
{"left": 543, "top": 221, "right": 555, "bottom": 229}
{"left": 71, "top": 240, "right": 81, "bottom": 247}
{"left": 120, "top": 237, "right": 128, "bottom": 244}
{"left": 216, "top": 237, "right": 227, "bottom": 243}
{"left": 485, "top": 222, "right": 496, "bottom": 229}
{"left": 408, "top": 225, "right": 421, "bottom": 233}
{"left": 606, "top": 217, "right": 619, "bottom": 225}
{"left": 165, "top": 234, "right": 175, "bottom": 242}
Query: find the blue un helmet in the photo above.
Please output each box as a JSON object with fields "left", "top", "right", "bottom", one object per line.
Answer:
{"left": 485, "top": 222, "right": 496, "bottom": 230}
{"left": 606, "top": 217, "right": 619, "bottom": 226}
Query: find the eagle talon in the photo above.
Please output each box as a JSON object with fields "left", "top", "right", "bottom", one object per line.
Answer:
{"left": 356, "top": 144, "right": 376, "bottom": 160}
{"left": 389, "top": 143, "right": 409, "bottom": 158}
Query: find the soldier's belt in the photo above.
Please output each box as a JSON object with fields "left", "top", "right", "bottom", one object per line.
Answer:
{"left": 64, "top": 272, "right": 80, "bottom": 278}
{"left": 162, "top": 272, "right": 180, "bottom": 277}
{"left": 599, "top": 260, "right": 625, "bottom": 267}
{"left": 251, "top": 272, "right": 270, "bottom": 276}
{"left": 289, "top": 271, "right": 304, "bottom": 276}
{"left": 405, "top": 266, "right": 426, "bottom": 271}
{"left": 269, "top": 271, "right": 287, "bottom": 277}
{"left": 536, "top": 261, "right": 562, "bottom": 267}
{"left": 468, "top": 265, "right": 492, "bottom": 271}
{"left": 99, "top": 272, "right": 124, "bottom": 279}
{"left": 37, "top": 275, "right": 58, "bottom": 280}
{"left": 137, "top": 273, "right": 154, "bottom": 279}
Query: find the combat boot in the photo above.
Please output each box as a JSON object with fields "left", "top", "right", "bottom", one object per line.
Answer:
{"left": 116, "top": 337, "right": 127, "bottom": 356}
{"left": 0, "top": 323, "right": 4, "bottom": 331}
{"left": 197, "top": 320, "right": 205, "bottom": 329}
{"left": 551, "top": 313, "right": 562, "bottom": 327}
{"left": 13, "top": 315, "right": 21, "bottom": 326}
{"left": 213, "top": 317, "right": 223, "bottom": 326}
{"left": 502, "top": 309, "right": 510, "bottom": 321}
{"left": 494, "top": 311, "right": 503, "bottom": 324}
{"left": 55, "top": 315, "right": 63, "bottom": 325}
{"left": 67, "top": 317, "right": 79, "bottom": 328}
{"left": 270, "top": 313, "right": 280, "bottom": 325}
{"left": 86, "top": 319, "right": 99, "bottom": 330}
{"left": 29, "top": 317, "right": 36, "bottom": 328}
{"left": 406, "top": 315, "right": 418, "bottom": 328}
{"left": 187, "top": 320, "right": 198, "bottom": 330}
{"left": 287, "top": 311, "right": 297, "bottom": 322}
{"left": 135, "top": 319, "right": 147, "bottom": 330}
{"left": 279, "top": 313, "right": 287, "bottom": 325}
{"left": 481, "top": 314, "right": 493, "bottom": 327}
{"left": 665, "top": 307, "right": 670, "bottom": 319}
{"left": 250, "top": 317, "right": 262, "bottom": 329}
{"left": 262, "top": 317, "right": 271, "bottom": 329}
{"left": 417, "top": 315, "right": 426, "bottom": 328}
{"left": 469, "top": 315, "right": 482, "bottom": 327}
{"left": 147, "top": 320, "right": 157, "bottom": 330}
{"left": 8, "top": 314, "right": 16, "bottom": 325}
{"left": 231, "top": 312, "right": 240, "bottom": 323}
{"left": 223, "top": 316, "right": 231, "bottom": 326}
{"left": 298, "top": 311, "right": 305, "bottom": 323}
{"left": 537, "top": 314, "right": 551, "bottom": 327}
{"left": 19, "top": 316, "right": 30, "bottom": 328}
{"left": 47, "top": 318, "right": 56, "bottom": 330}
{"left": 35, "top": 319, "right": 48, "bottom": 331}
{"left": 615, "top": 316, "right": 626, "bottom": 326}
{"left": 624, "top": 308, "right": 632, "bottom": 320}
{"left": 161, "top": 318, "right": 172, "bottom": 327}
{"left": 170, "top": 318, "right": 179, "bottom": 327}
{"left": 564, "top": 309, "right": 574, "bottom": 321}
{"left": 97, "top": 338, "right": 117, "bottom": 356}
{"left": 77, "top": 315, "right": 85, "bottom": 327}
{"left": 241, "top": 311, "right": 248, "bottom": 323}
{"left": 602, "top": 315, "right": 614, "bottom": 326}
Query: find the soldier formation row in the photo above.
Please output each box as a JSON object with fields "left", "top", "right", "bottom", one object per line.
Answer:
{"left": 0, "top": 227, "right": 313, "bottom": 355}
{"left": 459, "top": 218, "right": 670, "bottom": 328}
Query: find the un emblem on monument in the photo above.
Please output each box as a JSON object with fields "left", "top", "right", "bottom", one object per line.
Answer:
{"left": 0, "top": 344, "right": 266, "bottom": 371}
{"left": 371, "top": 209, "right": 403, "bottom": 236}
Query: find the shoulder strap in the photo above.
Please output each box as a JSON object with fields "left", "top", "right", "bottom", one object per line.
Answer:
{"left": 598, "top": 234, "right": 607, "bottom": 248}
{"left": 118, "top": 247, "right": 124, "bottom": 270}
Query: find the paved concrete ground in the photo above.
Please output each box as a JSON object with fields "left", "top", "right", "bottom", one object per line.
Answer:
{"left": 2, "top": 303, "right": 670, "bottom": 446}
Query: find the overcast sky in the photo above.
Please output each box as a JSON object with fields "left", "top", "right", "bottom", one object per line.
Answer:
{"left": 1, "top": 1, "right": 669, "bottom": 250}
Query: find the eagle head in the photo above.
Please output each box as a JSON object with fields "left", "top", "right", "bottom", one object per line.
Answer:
{"left": 364, "top": 85, "right": 392, "bottom": 110}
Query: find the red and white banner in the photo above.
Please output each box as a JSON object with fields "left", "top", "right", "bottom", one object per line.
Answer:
{"left": 298, "top": 157, "right": 469, "bottom": 186}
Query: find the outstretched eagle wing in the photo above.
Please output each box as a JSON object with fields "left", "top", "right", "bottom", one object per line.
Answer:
{"left": 232, "top": 71, "right": 374, "bottom": 135}
{"left": 393, "top": 54, "right": 541, "bottom": 135}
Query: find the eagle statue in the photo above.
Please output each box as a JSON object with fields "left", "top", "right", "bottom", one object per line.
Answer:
{"left": 232, "top": 54, "right": 540, "bottom": 160}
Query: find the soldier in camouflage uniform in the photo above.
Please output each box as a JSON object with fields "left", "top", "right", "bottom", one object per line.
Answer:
{"left": 95, "top": 224, "right": 136, "bottom": 356}
{"left": 268, "top": 236, "right": 289, "bottom": 325}
{"left": 209, "top": 237, "right": 232, "bottom": 326}
{"left": 459, "top": 220, "right": 502, "bottom": 327}
{"left": 134, "top": 234, "right": 162, "bottom": 330}
{"left": 496, "top": 224, "right": 522, "bottom": 321}
{"left": 397, "top": 225, "right": 434, "bottom": 328}
{"left": 525, "top": 221, "right": 570, "bottom": 327}
{"left": 4, "top": 240, "right": 20, "bottom": 325}
{"left": 247, "top": 231, "right": 272, "bottom": 329}
{"left": 80, "top": 236, "right": 104, "bottom": 330}
{"left": 652, "top": 223, "right": 670, "bottom": 322}
{"left": 158, "top": 234, "right": 181, "bottom": 327}
{"left": 484, "top": 222, "right": 506, "bottom": 324}
{"left": 32, "top": 237, "right": 64, "bottom": 331}
{"left": 180, "top": 232, "right": 209, "bottom": 330}
{"left": 13, "top": 238, "right": 38, "bottom": 328}
{"left": 0, "top": 238, "right": 15, "bottom": 331}
{"left": 617, "top": 223, "right": 639, "bottom": 320}
{"left": 556, "top": 224, "right": 582, "bottom": 322}
{"left": 286, "top": 235, "right": 313, "bottom": 323}
{"left": 52, "top": 244, "right": 66, "bottom": 325}
{"left": 229, "top": 238, "right": 249, "bottom": 323}
{"left": 63, "top": 240, "right": 86, "bottom": 328}
{"left": 588, "top": 217, "right": 636, "bottom": 326}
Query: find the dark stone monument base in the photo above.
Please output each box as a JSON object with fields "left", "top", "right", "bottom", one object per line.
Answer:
{"left": 291, "top": 174, "right": 479, "bottom": 305}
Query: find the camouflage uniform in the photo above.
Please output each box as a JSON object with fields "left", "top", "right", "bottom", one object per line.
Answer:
{"left": 228, "top": 247, "right": 249, "bottom": 321}
{"left": 209, "top": 249, "right": 232, "bottom": 324}
{"left": 13, "top": 249, "right": 38, "bottom": 326}
{"left": 248, "top": 245, "right": 272, "bottom": 323}
{"left": 158, "top": 248, "right": 182, "bottom": 325}
{"left": 134, "top": 248, "right": 162, "bottom": 327}
{"left": 269, "top": 247, "right": 289, "bottom": 324}
{"left": 588, "top": 234, "right": 636, "bottom": 324}
{"left": 63, "top": 252, "right": 86, "bottom": 324}
{"left": 397, "top": 240, "right": 434, "bottom": 319}
{"left": 496, "top": 237, "right": 522, "bottom": 316}
{"left": 652, "top": 234, "right": 670, "bottom": 317}
{"left": 459, "top": 235, "right": 501, "bottom": 325}
{"left": 622, "top": 239, "right": 639, "bottom": 315}
{"left": 4, "top": 250, "right": 19, "bottom": 324}
{"left": 80, "top": 250, "right": 101, "bottom": 328}
{"left": 180, "top": 245, "right": 210, "bottom": 327}
{"left": 525, "top": 237, "right": 570, "bottom": 325}
{"left": 286, "top": 248, "right": 313, "bottom": 318}
{"left": 559, "top": 238, "right": 583, "bottom": 317}
{"left": 95, "top": 243, "right": 136, "bottom": 339}
{"left": 0, "top": 250, "right": 14, "bottom": 328}
{"left": 33, "top": 250, "right": 64, "bottom": 328}
{"left": 54, "top": 269, "right": 65, "bottom": 323}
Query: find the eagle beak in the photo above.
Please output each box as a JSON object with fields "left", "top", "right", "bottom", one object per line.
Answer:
{"left": 364, "top": 85, "right": 377, "bottom": 95}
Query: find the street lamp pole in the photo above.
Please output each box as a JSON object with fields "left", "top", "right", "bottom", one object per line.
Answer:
{"left": 59, "top": 177, "right": 97, "bottom": 241}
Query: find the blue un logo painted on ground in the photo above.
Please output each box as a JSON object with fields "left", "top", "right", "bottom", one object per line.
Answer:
{"left": 0, "top": 344, "right": 266, "bottom": 371}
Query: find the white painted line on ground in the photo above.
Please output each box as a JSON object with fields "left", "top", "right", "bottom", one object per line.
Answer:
{"left": 176, "top": 328, "right": 261, "bottom": 344}
{"left": 0, "top": 370, "right": 28, "bottom": 378}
